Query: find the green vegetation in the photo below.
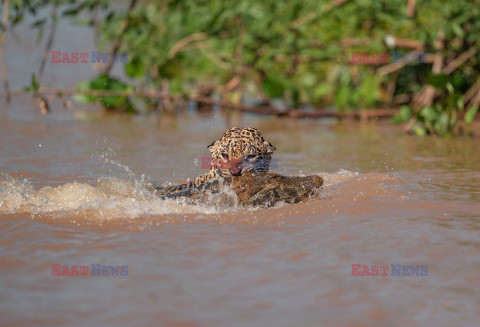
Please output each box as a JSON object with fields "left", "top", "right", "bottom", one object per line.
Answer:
{"left": 2, "top": 0, "right": 480, "bottom": 135}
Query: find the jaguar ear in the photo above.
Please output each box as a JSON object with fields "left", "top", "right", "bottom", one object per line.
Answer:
{"left": 264, "top": 141, "right": 276, "bottom": 153}
{"left": 207, "top": 140, "right": 218, "bottom": 152}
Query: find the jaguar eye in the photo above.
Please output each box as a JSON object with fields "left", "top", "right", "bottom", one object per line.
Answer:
{"left": 221, "top": 153, "right": 229, "bottom": 159}
{"left": 246, "top": 154, "right": 257, "bottom": 160}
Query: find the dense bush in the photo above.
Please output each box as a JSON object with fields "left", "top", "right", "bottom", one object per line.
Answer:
{"left": 3, "top": 0, "right": 480, "bottom": 135}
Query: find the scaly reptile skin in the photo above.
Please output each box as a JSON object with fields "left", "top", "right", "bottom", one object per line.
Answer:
{"left": 152, "top": 172, "right": 323, "bottom": 207}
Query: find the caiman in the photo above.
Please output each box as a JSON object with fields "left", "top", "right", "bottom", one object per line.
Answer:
{"left": 152, "top": 172, "right": 323, "bottom": 207}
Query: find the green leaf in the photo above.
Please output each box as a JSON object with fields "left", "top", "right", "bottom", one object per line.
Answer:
{"left": 90, "top": 75, "right": 109, "bottom": 90}
{"left": 420, "top": 106, "right": 438, "bottom": 122}
{"left": 300, "top": 73, "right": 316, "bottom": 89}
{"left": 426, "top": 73, "right": 450, "bottom": 90}
{"left": 446, "top": 82, "right": 454, "bottom": 94}
{"left": 125, "top": 57, "right": 146, "bottom": 78}
{"left": 170, "top": 78, "right": 183, "bottom": 93}
{"left": 359, "top": 74, "right": 379, "bottom": 107}
{"left": 261, "top": 73, "right": 289, "bottom": 98}
{"left": 89, "top": 75, "right": 131, "bottom": 109}
{"left": 411, "top": 124, "right": 427, "bottom": 136}
{"left": 452, "top": 24, "right": 465, "bottom": 38}
{"left": 435, "top": 113, "right": 450, "bottom": 135}
{"left": 465, "top": 105, "right": 479, "bottom": 125}
{"left": 314, "top": 83, "right": 334, "bottom": 100}
{"left": 74, "top": 81, "right": 97, "bottom": 104}
{"left": 391, "top": 105, "right": 412, "bottom": 124}
{"left": 30, "top": 73, "right": 40, "bottom": 92}
{"left": 335, "top": 85, "right": 350, "bottom": 110}
{"left": 456, "top": 97, "right": 464, "bottom": 111}
{"left": 291, "top": 86, "right": 300, "bottom": 108}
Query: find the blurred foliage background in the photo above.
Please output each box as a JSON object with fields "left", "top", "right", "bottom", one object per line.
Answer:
{"left": 1, "top": 0, "right": 480, "bottom": 136}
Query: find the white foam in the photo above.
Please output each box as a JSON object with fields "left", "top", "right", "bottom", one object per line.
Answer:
{"left": 0, "top": 169, "right": 362, "bottom": 220}
{"left": 0, "top": 172, "right": 237, "bottom": 219}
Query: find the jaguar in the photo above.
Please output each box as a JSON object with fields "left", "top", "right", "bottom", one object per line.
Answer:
{"left": 155, "top": 127, "right": 276, "bottom": 196}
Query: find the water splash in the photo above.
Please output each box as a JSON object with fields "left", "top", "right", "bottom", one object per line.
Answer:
{"left": 0, "top": 171, "right": 229, "bottom": 219}
{"left": 0, "top": 169, "right": 405, "bottom": 222}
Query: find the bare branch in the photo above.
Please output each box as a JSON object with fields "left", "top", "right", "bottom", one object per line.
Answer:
{"left": 443, "top": 47, "right": 477, "bottom": 74}
{"left": 38, "top": 5, "right": 57, "bottom": 81}
{"left": 168, "top": 33, "right": 208, "bottom": 59}
{"left": 102, "top": 0, "right": 138, "bottom": 75}
{"left": 0, "top": 87, "right": 398, "bottom": 120}
{"left": 407, "top": 0, "right": 416, "bottom": 17}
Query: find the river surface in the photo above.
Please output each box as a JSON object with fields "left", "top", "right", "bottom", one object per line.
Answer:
{"left": 1, "top": 14, "right": 480, "bottom": 326}
{"left": 1, "top": 105, "right": 479, "bottom": 326}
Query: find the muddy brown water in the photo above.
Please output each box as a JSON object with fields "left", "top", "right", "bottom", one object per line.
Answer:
{"left": 1, "top": 107, "right": 479, "bottom": 327}
{"left": 2, "top": 14, "right": 479, "bottom": 326}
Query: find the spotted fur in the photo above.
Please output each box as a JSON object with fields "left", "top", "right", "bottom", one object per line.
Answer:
{"left": 156, "top": 127, "right": 276, "bottom": 196}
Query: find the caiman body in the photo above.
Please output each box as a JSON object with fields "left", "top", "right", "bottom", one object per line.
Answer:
{"left": 153, "top": 172, "right": 323, "bottom": 207}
